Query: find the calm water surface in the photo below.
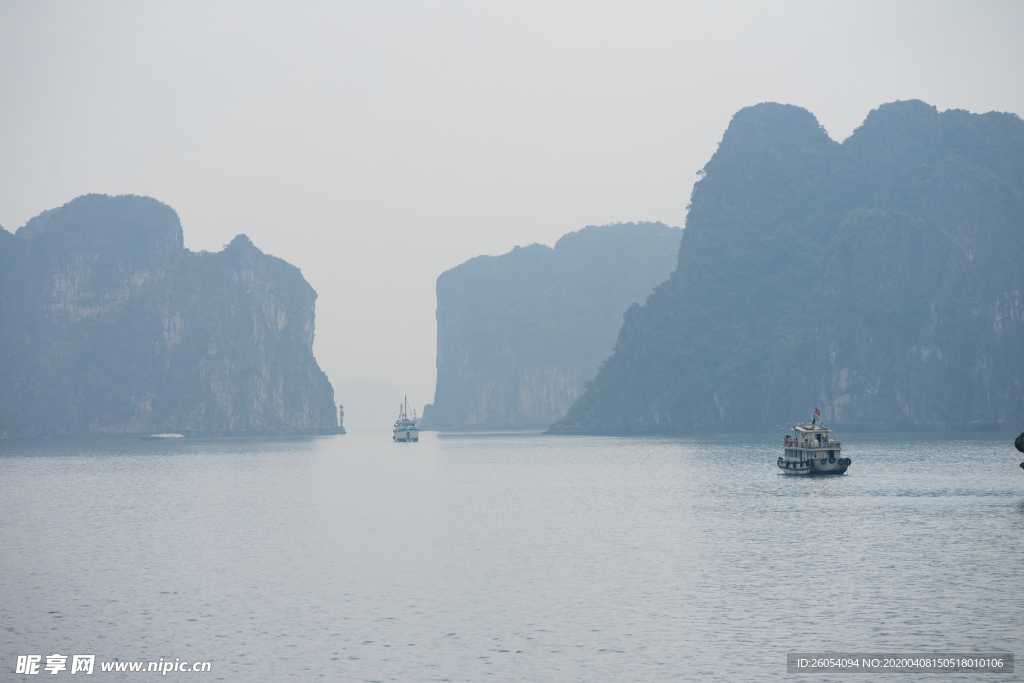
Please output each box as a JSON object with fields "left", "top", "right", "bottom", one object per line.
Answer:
{"left": 2, "top": 428, "right": 1022, "bottom": 681}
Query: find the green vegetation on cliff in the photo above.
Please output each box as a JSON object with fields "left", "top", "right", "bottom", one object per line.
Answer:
{"left": 0, "top": 194, "right": 339, "bottom": 437}
{"left": 552, "top": 100, "right": 1024, "bottom": 433}
{"left": 425, "top": 223, "right": 682, "bottom": 428}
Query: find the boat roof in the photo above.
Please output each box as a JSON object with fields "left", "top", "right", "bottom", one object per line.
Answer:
{"left": 793, "top": 423, "right": 829, "bottom": 433}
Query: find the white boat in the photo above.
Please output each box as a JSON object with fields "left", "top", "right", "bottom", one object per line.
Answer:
{"left": 778, "top": 413, "right": 850, "bottom": 475}
{"left": 393, "top": 396, "right": 419, "bottom": 442}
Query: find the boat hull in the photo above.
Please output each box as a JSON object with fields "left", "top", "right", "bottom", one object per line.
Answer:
{"left": 808, "top": 456, "right": 849, "bottom": 474}
{"left": 777, "top": 459, "right": 812, "bottom": 475}
{"left": 774, "top": 458, "right": 815, "bottom": 475}
{"left": 393, "top": 428, "right": 419, "bottom": 442}
{"left": 778, "top": 451, "right": 850, "bottom": 475}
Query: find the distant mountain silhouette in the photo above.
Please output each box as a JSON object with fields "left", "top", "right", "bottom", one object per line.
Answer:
{"left": 423, "top": 223, "right": 682, "bottom": 429}
{"left": 551, "top": 101, "right": 1024, "bottom": 433}
{"left": 0, "top": 194, "right": 339, "bottom": 437}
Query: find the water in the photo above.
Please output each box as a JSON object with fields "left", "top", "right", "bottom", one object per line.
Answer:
{"left": 2, "top": 428, "right": 1022, "bottom": 681}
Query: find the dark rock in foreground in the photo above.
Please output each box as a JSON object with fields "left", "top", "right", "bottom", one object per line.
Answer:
{"left": 0, "top": 194, "right": 340, "bottom": 438}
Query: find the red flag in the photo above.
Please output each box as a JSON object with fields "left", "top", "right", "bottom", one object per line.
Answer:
{"left": 814, "top": 408, "right": 820, "bottom": 415}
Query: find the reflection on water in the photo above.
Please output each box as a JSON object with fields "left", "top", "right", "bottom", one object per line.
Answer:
{"left": 2, "top": 427, "right": 1022, "bottom": 681}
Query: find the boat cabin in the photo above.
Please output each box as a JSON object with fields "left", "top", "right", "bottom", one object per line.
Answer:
{"left": 784, "top": 422, "right": 838, "bottom": 450}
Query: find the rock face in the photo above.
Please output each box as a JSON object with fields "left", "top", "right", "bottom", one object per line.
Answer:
{"left": 552, "top": 101, "right": 1024, "bottom": 434}
{"left": 424, "top": 223, "right": 682, "bottom": 429}
{"left": 0, "top": 194, "right": 340, "bottom": 437}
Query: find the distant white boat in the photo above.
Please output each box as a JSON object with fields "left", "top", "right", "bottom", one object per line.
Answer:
{"left": 777, "top": 412, "right": 851, "bottom": 475}
{"left": 140, "top": 433, "right": 187, "bottom": 441}
{"left": 393, "top": 396, "right": 419, "bottom": 442}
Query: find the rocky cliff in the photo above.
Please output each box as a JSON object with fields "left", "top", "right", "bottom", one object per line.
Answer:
{"left": 424, "top": 223, "right": 682, "bottom": 429}
{"left": 552, "top": 100, "right": 1024, "bottom": 433}
{"left": 0, "top": 194, "right": 340, "bottom": 437}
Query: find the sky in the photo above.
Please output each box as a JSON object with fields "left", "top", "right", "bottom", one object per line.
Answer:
{"left": 2, "top": 0, "right": 1023, "bottom": 411}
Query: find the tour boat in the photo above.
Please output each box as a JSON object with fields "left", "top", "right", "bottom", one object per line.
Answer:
{"left": 778, "top": 412, "right": 850, "bottom": 475}
{"left": 393, "top": 396, "right": 419, "bottom": 442}
{"left": 140, "top": 433, "right": 188, "bottom": 441}
{"left": 139, "top": 427, "right": 196, "bottom": 441}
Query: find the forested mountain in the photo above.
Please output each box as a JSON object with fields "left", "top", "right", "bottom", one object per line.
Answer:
{"left": 0, "top": 194, "right": 340, "bottom": 437}
{"left": 552, "top": 100, "right": 1024, "bottom": 433}
{"left": 423, "top": 223, "right": 682, "bottom": 428}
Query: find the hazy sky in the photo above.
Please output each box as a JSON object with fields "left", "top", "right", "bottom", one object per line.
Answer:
{"left": 2, "top": 1, "right": 1022, "bottom": 410}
